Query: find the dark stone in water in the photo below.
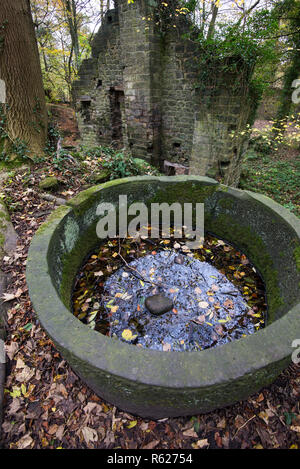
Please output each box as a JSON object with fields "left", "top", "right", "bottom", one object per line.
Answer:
{"left": 145, "top": 294, "right": 173, "bottom": 316}
{"left": 100, "top": 250, "right": 259, "bottom": 352}
{"left": 174, "top": 254, "right": 185, "bottom": 265}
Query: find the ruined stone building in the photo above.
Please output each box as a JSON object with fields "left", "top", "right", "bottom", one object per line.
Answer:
{"left": 73, "top": 0, "right": 257, "bottom": 183}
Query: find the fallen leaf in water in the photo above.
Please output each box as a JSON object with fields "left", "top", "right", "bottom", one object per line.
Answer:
{"left": 94, "top": 271, "right": 104, "bottom": 277}
{"left": 241, "top": 254, "right": 249, "bottom": 265}
{"left": 290, "top": 426, "right": 300, "bottom": 432}
{"left": 224, "top": 298, "right": 234, "bottom": 309}
{"left": 121, "top": 329, "right": 135, "bottom": 341}
{"left": 191, "top": 315, "right": 205, "bottom": 326}
{"left": 257, "top": 393, "right": 264, "bottom": 402}
{"left": 215, "top": 325, "right": 224, "bottom": 336}
{"left": 163, "top": 343, "right": 171, "bottom": 352}
{"left": 87, "top": 311, "right": 97, "bottom": 323}
{"left": 127, "top": 420, "right": 137, "bottom": 429}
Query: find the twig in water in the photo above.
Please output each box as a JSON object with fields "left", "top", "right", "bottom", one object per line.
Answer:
{"left": 116, "top": 237, "right": 165, "bottom": 288}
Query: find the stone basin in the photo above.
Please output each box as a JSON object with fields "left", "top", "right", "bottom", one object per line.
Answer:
{"left": 26, "top": 176, "right": 300, "bottom": 418}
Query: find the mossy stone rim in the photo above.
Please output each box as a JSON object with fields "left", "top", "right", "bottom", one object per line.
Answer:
{"left": 26, "top": 176, "right": 300, "bottom": 418}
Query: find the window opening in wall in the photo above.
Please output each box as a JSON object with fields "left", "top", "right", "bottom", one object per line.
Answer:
{"left": 80, "top": 99, "right": 91, "bottom": 124}
{"left": 109, "top": 87, "right": 124, "bottom": 146}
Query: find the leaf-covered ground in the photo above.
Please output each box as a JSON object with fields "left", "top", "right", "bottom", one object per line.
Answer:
{"left": 0, "top": 157, "right": 300, "bottom": 449}
{"left": 240, "top": 139, "right": 300, "bottom": 217}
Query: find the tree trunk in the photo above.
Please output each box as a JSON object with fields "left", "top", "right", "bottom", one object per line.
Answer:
{"left": 64, "top": 0, "right": 80, "bottom": 72}
{"left": 206, "top": 3, "right": 219, "bottom": 40}
{"left": 100, "top": 0, "right": 104, "bottom": 21}
{"left": 0, "top": 0, "right": 47, "bottom": 157}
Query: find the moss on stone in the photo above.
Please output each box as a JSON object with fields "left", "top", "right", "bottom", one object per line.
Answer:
{"left": 217, "top": 197, "right": 235, "bottom": 209}
{"left": 0, "top": 210, "right": 10, "bottom": 222}
{"left": 66, "top": 177, "right": 148, "bottom": 218}
{"left": 0, "top": 212, "right": 9, "bottom": 248}
{"left": 294, "top": 245, "right": 300, "bottom": 272}
{"left": 92, "top": 170, "right": 111, "bottom": 184}
{"left": 0, "top": 160, "right": 28, "bottom": 171}
{"left": 39, "top": 176, "right": 60, "bottom": 191}
{"left": 26, "top": 176, "right": 300, "bottom": 418}
{"left": 151, "top": 182, "right": 217, "bottom": 205}
{"left": 66, "top": 184, "right": 102, "bottom": 217}
{"left": 219, "top": 184, "right": 229, "bottom": 192}
{"left": 36, "top": 205, "right": 71, "bottom": 235}
{"left": 59, "top": 221, "right": 100, "bottom": 308}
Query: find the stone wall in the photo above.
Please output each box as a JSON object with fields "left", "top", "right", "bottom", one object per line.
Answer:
{"left": 73, "top": 0, "right": 256, "bottom": 182}
{"left": 118, "top": 0, "right": 161, "bottom": 163}
{"left": 73, "top": 8, "right": 122, "bottom": 148}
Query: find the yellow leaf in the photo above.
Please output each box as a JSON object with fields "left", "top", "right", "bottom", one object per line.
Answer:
{"left": 23, "top": 384, "right": 35, "bottom": 398}
{"left": 54, "top": 374, "right": 64, "bottom": 382}
{"left": 9, "top": 386, "right": 21, "bottom": 398}
{"left": 122, "top": 329, "right": 133, "bottom": 341}
{"left": 127, "top": 420, "right": 137, "bottom": 429}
